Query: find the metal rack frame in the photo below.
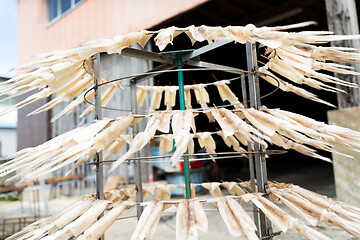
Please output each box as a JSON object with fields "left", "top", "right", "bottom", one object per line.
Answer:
{"left": 91, "top": 40, "right": 272, "bottom": 239}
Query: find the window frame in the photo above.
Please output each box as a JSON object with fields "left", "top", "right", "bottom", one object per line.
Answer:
{"left": 47, "top": 0, "right": 86, "bottom": 27}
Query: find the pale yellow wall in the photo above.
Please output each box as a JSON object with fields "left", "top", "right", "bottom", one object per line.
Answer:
{"left": 18, "top": 0, "right": 207, "bottom": 65}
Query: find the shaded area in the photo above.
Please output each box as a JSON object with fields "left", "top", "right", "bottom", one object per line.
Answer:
{"left": 148, "top": 0, "right": 345, "bottom": 196}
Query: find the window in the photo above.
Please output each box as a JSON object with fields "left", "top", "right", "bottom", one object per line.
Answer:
{"left": 61, "top": 0, "right": 71, "bottom": 14}
{"left": 0, "top": 94, "right": 16, "bottom": 106}
{"left": 0, "top": 81, "right": 16, "bottom": 106}
{"left": 48, "top": 0, "right": 58, "bottom": 21}
{"left": 47, "top": 0, "right": 85, "bottom": 23}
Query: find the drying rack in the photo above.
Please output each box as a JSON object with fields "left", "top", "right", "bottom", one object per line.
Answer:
{"left": 89, "top": 41, "right": 280, "bottom": 239}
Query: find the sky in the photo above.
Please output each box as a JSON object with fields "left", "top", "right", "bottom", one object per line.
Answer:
{"left": 0, "top": 0, "right": 17, "bottom": 78}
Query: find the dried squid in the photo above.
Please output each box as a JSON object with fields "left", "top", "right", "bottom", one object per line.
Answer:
{"left": 4, "top": 22, "right": 360, "bottom": 119}
{"left": 176, "top": 199, "right": 208, "bottom": 240}
{"left": 0, "top": 116, "right": 133, "bottom": 181}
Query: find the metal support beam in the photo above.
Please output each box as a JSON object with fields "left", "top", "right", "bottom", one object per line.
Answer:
{"left": 181, "top": 40, "right": 232, "bottom": 62}
{"left": 246, "top": 42, "right": 272, "bottom": 239}
{"left": 130, "top": 79, "right": 144, "bottom": 219}
{"left": 93, "top": 53, "right": 104, "bottom": 240}
{"left": 175, "top": 58, "right": 192, "bottom": 199}
{"left": 186, "top": 60, "right": 241, "bottom": 74}
{"left": 122, "top": 47, "right": 174, "bottom": 64}
{"left": 130, "top": 64, "right": 175, "bottom": 84}
{"left": 39, "top": 177, "right": 50, "bottom": 217}
{"left": 121, "top": 47, "right": 243, "bottom": 75}
{"left": 240, "top": 72, "right": 260, "bottom": 230}
{"left": 240, "top": 73, "right": 248, "bottom": 108}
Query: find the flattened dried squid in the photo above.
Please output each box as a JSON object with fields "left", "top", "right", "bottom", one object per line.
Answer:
{"left": 176, "top": 199, "right": 208, "bottom": 240}
{"left": 0, "top": 117, "right": 133, "bottom": 181}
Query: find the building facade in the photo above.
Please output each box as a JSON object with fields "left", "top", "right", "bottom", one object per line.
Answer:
{"left": 0, "top": 77, "right": 17, "bottom": 157}
{"left": 17, "top": 0, "right": 208, "bottom": 188}
{"left": 17, "top": 0, "right": 207, "bottom": 150}
{"left": 17, "top": 0, "right": 360, "bottom": 195}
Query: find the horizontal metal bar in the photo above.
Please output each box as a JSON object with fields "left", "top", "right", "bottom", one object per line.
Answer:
{"left": 181, "top": 40, "right": 232, "bottom": 61}
{"left": 86, "top": 150, "right": 286, "bottom": 165}
{"left": 186, "top": 60, "right": 241, "bottom": 74}
{"left": 132, "top": 64, "right": 175, "bottom": 84}
{"left": 121, "top": 47, "right": 174, "bottom": 64}
{"left": 89, "top": 155, "right": 246, "bottom": 165}
{"left": 121, "top": 47, "right": 244, "bottom": 76}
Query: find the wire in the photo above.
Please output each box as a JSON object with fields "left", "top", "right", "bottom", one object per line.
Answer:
{"left": 152, "top": 131, "right": 222, "bottom": 138}
{"left": 86, "top": 150, "right": 287, "bottom": 165}
{"left": 104, "top": 68, "right": 250, "bottom": 87}
{"left": 136, "top": 75, "right": 243, "bottom": 90}
{"left": 111, "top": 195, "right": 254, "bottom": 207}
{"left": 139, "top": 155, "right": 245, "bottom": 163}
{"left": 83, "top": 67, "right": 249, "bottom": 106}
{"left": 258, "top": 71, "right": 280, "bottom": 99}
{"left": 82, "top": 69, "right": 280, "bottom": 114}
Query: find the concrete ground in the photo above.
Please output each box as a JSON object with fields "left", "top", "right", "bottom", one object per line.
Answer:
{"left": 1, "top": 164, "right": 359, "bottom": 239}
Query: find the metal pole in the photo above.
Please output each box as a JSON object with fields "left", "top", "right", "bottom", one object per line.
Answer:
{"left": 36, "top": 185, "right": 40, "bottom": 217}
{"left": 39, "top": 177, "right": 50, "bottom": 217}
{"left": 130, "top": 79, "right": 144, "bottom": 218}
{"left": 175, "top": 58, "right": 191, "bottom": 199}
{"left": 245, "top": 42, "right": 272, "bottom": 239}
{"left": 240, "top": 72, "right": 260, "bottom": 228}
{"left": 32, "top": 188, "right": 37, "bottom": 218}
{"left": 93, "top": 53, "right": 105, "bottom": 240}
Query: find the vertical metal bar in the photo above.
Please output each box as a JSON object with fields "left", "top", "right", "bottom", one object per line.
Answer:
{"left": 246, "top": 42, "right": 272, "bottom": 239}
{"left": 36, "top": 187, "right": 40, "bottom": 217}
{"left": 240, "top": 73, "right": 248, "bottom": 108}
{"left": 175, "top": 58, "right": 191, "bottom": 199}
{"left": 39, "top": 177, "right": 50, "bottom": 217}
{"left": 240, "top": 72, "right": 260, "bottom": 228}
{"left": 3, "top": 219, "right": 5, "bottom": 237}
{"left": 93, "top": 53, "right": 105, "bottom": 240}
{"left": 29, "top": 189, "right": 36, "bottom": 218}
{"left": 244, "top": 45, "right": 260, "bottom": 229}
{"left": 246, "top": 43, "right": 261, "bottom": 109}
{"left": 33, "top": 190, "right": 37, "bottom": 218}
{"left": 240, "top": 73, "right": 256, "bottom": 186}
{"left": 130, "top": 79, "right": 144, "bottom": 219}
{"left": 94, "top": 53, "right": 104, "bottom": 200}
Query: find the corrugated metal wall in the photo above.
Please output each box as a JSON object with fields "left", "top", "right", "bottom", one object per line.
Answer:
{"left": 50, "top": 45, "right": 151, "bottom": 196}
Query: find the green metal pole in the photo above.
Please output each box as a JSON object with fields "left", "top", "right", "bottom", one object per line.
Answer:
{"left": 176, "top": 58, "right": 191, "bottom": 199}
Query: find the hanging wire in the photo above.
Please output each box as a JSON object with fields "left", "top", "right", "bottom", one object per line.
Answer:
{"left": 104, "top": 195, "right": 249, "bottom": 207}
{"left": 86, "top": 150, "right": 287, "bottom": 165}
{"left": 152, "top": 131, "right": 223, "bottom": 138}
{"left": 82, "top": 69, "right": 246, "bottom": 112}
{"left": 135, "top": 75, "right": 243, "bottom": 89}
{"left": 115, "top": 207, "right": 259, "bottom": 221}
{"left": 87, "top": 155, "right": 245, "bottom": 165}
{"left": 82, "top": 68, "right": 280, "bottom": 114}
{"left": 97, "top": 68, "right": 251, "bottom": 89}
